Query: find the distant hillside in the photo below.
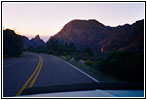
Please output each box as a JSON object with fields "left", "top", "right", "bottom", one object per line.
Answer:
{"left": 3, "top": 29, "right": 23, "bottom": 56}
{"left": 22, "top": 36, "right": 34, "bottom": 49}
{"left": 30, "top": 35, "right": 46, "bottom": 47}
{"left": 51, "top": 19, "right": 144, "bottom": 53}
{"left": 22, "top": 34, "right": 46, "bottom": 49}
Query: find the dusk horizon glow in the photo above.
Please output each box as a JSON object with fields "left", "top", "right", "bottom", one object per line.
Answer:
{"left": 3, "top": 2, "right": 144, "bottom": 42}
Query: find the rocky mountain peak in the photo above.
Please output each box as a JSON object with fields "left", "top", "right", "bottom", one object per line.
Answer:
{"left": 51, "top": 19, "right": 144, "bottom": 52}
{"left": 35, "top": 34, "right": 40, "bottom": 39}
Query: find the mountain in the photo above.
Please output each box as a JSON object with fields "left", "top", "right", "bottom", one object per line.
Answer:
{"left": 30, "top": 35, "right": 46, "bottom": 47}
{"left": 22, "top": 36, "right": 34, "bottom": 49}
{"left": 99, "top": 20, "right": 144, "bottom": 52}
{"left": 51, "top": 19, "right": 144, "bottom": 52}
{"left": 22, "top": 34, "right": 46, "bottom": 49}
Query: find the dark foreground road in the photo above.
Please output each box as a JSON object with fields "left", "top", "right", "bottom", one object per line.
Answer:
{"left": 3, "top": 52, "right": 98, "bottom": 97}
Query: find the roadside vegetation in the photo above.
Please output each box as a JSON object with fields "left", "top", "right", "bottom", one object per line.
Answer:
{"left": 3, "top": 29, "right": 144, "bottom": 82}
{"left": 28, "top": 37, "right": 144, "bottom": 82}
{"left": 3, "top": 29, "right": 24, "bottom": 57}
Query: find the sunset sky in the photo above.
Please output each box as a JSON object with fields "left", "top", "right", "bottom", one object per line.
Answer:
{"left": 2, "top": 2, "right": 145, "bottom": 42}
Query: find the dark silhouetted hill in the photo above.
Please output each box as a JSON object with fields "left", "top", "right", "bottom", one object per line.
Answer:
{"left": 22, "top": 36, "right": 35, "bottom": 49}
{"left": 30, "top": 35, "right": 46, "bottom": 47}
{"left": 3, "top": 29, "right": 23, "bottom": 56}
{"left": 22, "top": 34, "right": 46, "bottom": 49}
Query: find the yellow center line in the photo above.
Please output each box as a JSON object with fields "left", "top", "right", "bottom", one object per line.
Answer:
{"left": 16, "top": 56, "right": 43, "bottom": 96}
{"left": 29, "top": 57, "right": 43, "bottom": 87}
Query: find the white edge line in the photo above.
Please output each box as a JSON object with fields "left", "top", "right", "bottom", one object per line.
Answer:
{"left": 54, "top": 56, "right": 99, "bottom": 83}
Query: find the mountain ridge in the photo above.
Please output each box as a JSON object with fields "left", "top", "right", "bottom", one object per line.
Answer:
{"left": 22, "top": 34, "right": 45, "bottom": 49}
{"left": 51, "top": 19, "right": 144, "bottom": 53}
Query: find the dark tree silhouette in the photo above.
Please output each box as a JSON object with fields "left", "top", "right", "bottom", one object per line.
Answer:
{"left": 3, "top": 29, "right": 23, "bottom": 57}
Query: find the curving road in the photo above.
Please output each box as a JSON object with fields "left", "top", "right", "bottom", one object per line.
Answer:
{"left": 3, "top": 52, "right": 98, "bottom": 97}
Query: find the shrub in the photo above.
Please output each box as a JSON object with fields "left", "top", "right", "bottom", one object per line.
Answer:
{"left": 94, "top": 51, "right": 144, "bottom": 82}
{"left": 85, "top": 59, "right": 94, "bottom": 66}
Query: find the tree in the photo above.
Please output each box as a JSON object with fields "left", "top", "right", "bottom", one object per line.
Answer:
{"left": 35, "top": 45, "right": 47, "bottom": 53}
{"left": 68, "top": 42, "right": 76, "bottom": 53}
{"left": 28, "top": 46, "right": 34, "bottom": 52}
{"left": 3, "top": 29, "right": 23, "bottom": 57}
{"left": 46, "top": 37, "right": 60, "bottom": 54}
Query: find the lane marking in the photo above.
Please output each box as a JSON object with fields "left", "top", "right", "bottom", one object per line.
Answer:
{"left": 16, "top": 56, "right": 41, "bottom": 96}
{"left": 29, "top": 57, "right": 43, "bottom": 87}
{"left": 54, "top": 56, "right": 99, "bottom": 83}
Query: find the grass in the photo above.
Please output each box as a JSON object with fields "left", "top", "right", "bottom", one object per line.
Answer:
{"left": 59, "top": 55, "right": 118, "bottom": 82}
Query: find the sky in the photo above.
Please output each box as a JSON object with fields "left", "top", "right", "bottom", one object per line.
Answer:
{"left": 2, "top": 2, "right": 145, "bottom": 42}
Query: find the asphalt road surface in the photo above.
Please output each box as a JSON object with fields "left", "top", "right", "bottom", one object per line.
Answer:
{"left": 3, "top": 52, "right": 98, "bottom": 97}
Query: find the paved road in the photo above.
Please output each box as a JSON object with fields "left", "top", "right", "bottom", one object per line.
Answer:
{"left": 3, "top": 52, "right": 98, "bottom": 97}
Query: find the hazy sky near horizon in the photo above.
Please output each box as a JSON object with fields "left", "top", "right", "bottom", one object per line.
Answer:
{"left": 3, "top": 2, "right": 144, "bottom": 42}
